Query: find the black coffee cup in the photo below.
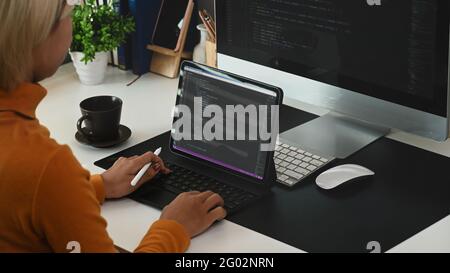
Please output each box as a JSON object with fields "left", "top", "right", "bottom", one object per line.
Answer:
{"left": 77, "top": 96, "right": 123, "bottom": 142}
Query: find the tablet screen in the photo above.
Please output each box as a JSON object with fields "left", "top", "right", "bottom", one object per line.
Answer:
{"left": 171, "top": 63, "right": 282, "bottom": 181}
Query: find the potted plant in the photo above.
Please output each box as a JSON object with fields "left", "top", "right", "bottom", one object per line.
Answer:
{"left": 70, "top": 0, "right": 135, "bottom": 85}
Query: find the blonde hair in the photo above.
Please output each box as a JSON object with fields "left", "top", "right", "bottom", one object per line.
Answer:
{"left": 0, "top": 0, "right": 67, "bottom": 91}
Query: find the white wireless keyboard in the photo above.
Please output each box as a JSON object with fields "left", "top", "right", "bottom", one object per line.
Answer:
{"left": 275, "top": 142, "right": 334, "bottom": 187}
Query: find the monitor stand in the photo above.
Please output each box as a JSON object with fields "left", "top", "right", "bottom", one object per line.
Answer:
{"left": 279, "top": 112, "right": 390, "bottom": 159}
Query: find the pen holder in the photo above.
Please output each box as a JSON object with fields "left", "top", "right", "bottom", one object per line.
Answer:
{"left": 205, "top": 39, "right": 217, "bottom": 68}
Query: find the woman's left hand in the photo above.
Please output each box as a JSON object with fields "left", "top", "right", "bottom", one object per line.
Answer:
{"left": 101, "top": 152, "right": 171, "bottom": 199}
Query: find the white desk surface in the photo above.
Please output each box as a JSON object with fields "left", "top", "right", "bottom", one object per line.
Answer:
{"left": 39, "top": 64, "right": 450, "bottom": 253}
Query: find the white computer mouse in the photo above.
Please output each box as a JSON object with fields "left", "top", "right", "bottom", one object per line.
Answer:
{"left": 316, "top": 164, "right": 375, "bottom": 190}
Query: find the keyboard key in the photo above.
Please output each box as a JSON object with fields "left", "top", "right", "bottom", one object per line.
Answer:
{"left": 281, "top": 148, "right": 290, "bottom": 154}
{"left": 279, "top": 175, "right": 289, "bottom": 182}
{"left": 307, "top": 165, "right": 317, "bottom": 171}
{"left": 288, "top": 151, "right": 297, "bottom": 157}
{"left": 292, "top": 159, "right": 302, "bottom": 165}
{"left": 278, "top": 167, "right": 287, "bottom": 173}
{"left": 244, "top": 194, "right": 255, "bottom": 200}
{"left": 295, "top": 167, "right": 310, "bottom": 175}
{"left": 303, "top": 157, "right": 312, "bottom": 162}
{"left": 295, "top": 154, "right": 305, "bottom": 160}
{"left": 281, "top": 144, "right": 289, "bottom": 148}
{"left": 275, "top": 159, "right": 281, "bottom": 164}
{"left": 285, "top": 178, "right": 299, "bottom": 186}
{"left": 278, "top": 154, "right": 287, "bottom": 160}
{"left": 310, "top": 160, "right": 324, "bottom": 167}
{"left": 280, "top": 161, "right": 289, "bottom": 167}
{"left": 285, "top": 156, "right": 294, "bottom": 162}
{"left": 313, "top": 155, "right": 321, "bottom": 160}
{"left": 287, "top": 164, "right": 296, "bottom": 170}
{"left": 284, "top": 170, "right": 303, "bottom": 180}
{"left": 305, "top": 152, "right": 313, "bottom": 157}
{"left": 300, "top": 162, "right": 309, "bottom": 168}
{"left": 289, "top": 146, "right": 297, "bottom": 151}
{"left": 320, "top": 158, "right": 329, "bottom": 163}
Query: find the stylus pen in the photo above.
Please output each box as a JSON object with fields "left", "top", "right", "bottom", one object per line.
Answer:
{"left": 130, "top": 147, "right": 162, "bottom": 187}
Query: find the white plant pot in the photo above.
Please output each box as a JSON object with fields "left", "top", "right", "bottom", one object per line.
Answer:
{"left": 70, "top": 51, "right": 109, "bottom": 85}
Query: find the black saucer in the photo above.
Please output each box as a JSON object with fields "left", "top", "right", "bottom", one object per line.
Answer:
{"left": 75, "top": 125, "right": 132, "bottom": 148}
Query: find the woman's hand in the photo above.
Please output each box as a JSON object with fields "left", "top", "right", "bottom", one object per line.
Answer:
{"left": 160, "top": 191, "right": 227, "bottom": 238}
{"left": 101, "top": 152, "right": 171, "bottom": 199}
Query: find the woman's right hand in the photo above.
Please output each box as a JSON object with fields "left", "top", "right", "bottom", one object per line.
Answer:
{"left": 160, "top": 191, "right": 227, "bottom": 238}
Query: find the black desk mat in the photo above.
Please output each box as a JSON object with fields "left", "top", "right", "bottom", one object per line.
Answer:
{"left": 96, "top": 105, "right": 450, "bottom": 253}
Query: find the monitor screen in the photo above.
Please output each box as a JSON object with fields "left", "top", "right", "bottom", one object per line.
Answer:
{"left": 171, "top": 63, "right": 280, "bottom": 180}
{"left": 216, "top": 0, "right": 449, "bottom": 117}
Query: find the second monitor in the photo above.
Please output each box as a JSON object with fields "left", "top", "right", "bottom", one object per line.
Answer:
{"left": 216, "top": 0, "right": 450, "bottom": 158}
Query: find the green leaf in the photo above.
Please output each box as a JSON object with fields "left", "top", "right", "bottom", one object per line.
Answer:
{"left": 70, "top": 0, "right": 136, "bottom": 64}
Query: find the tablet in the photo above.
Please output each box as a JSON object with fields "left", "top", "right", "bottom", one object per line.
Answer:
{"left": 170, "top": 61, "right": 284, "bottom": 184}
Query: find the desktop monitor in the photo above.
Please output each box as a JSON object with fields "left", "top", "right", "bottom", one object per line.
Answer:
{"left": 216, "top": 0, "right": 450, "bottom": 158}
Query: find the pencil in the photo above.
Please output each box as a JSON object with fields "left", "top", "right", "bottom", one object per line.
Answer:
{"left": 200, "top": 9, "right": 216, "bottom": 38}
{"left": 199, "top": 11, "right": 216, "bottom": 42}
{"left": 202, "top": 9, "right": 216, "bottom": 33}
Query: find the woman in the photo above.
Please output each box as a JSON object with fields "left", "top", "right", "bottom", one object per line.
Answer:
{"left": 0, "top": 0, "right": 226, "bottom": 253}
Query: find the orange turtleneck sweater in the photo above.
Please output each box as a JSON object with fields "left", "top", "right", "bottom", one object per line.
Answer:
{"left": 0, "top": 83, "right": 190, "bottom": 253}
